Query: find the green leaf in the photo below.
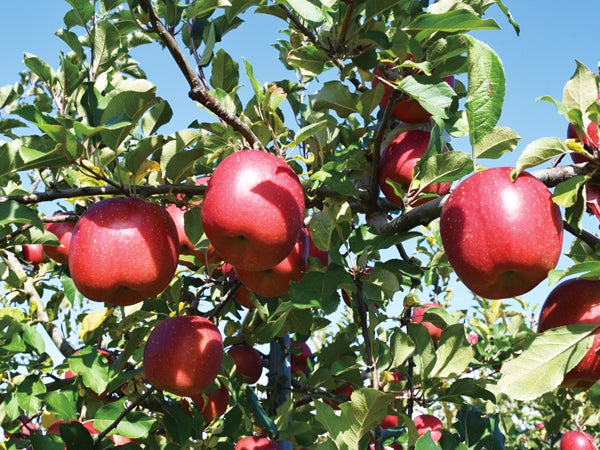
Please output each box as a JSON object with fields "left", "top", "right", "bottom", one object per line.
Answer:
{"left": 184, "top": 0, "right": 232, "bottom": 18}
{"left": 388, "top": 329, "right": 416, "bottom": 371}
{"left": 407, "top": 9, "right": 500, "bottom": 33}
{"left": 440, "top": 378, "right": 496, "bottom": 404}
{"left": 364, "top": 0, "right": 405, "bottom": 22}
{"left": 210, "top": 49, "right": 240, "bottom": 93}
{"left": 288, "top": 120, "right": 329, "bottom": 148}
{"left": 396, "top": 76, "right": 455, "bottom": 119}
{"left": 514, "top": 137, "right": 570, "bottom": 176}
{"left": 311, "top": 81, "right": 359, "bottom": 118}
{"left": 91, "top": 20, "right": 121, "bottom": 75}
{"left": 0, "top": 203, "right": 43, "bottom": 228}
{"left": 94, "top": 401, "right": 156, "bottom": 439}
{"left": 465, "top": 37, "right": 505, "bottom": 146}
{"left": 278, "top": 0, "right": 324, "bottom": 23}
{"left": 552, "top": 175, "right": 588, "bottom": 209}
{"left": 63, "top": 0, "right": 95, "bottom": 28}
{"left": 22, "top": 324, "right": 46, "bottom": 354}
{"left": 431, "top": 324, "right": 475, "bottom": 378}
{"left": 496, "top": 324, "right": 597, "bottom": 401}
{"left": 413, "top": 151, "right": 472, "bottom": 191}
{"left": 41, "top": 391, "right": 78, "bottom": 420}
{"left": 287, "top": 45, "right": 330, "bottom": 77}
{"left": 472, "top": 126, "right": 520, "bottom": 159}
{"left": 67, "top": 346, "right": 109, "bottom": 395}
{"left": 562, "top": 60, "right": 598, "bottom": 113}
{"left": 23, "top": 53, "right": 54, "bottom": 83}
{"left": 406, "top": 322, "right": 437, "bottom": 377}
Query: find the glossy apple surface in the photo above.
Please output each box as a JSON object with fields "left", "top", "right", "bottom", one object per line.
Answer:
{"left": 234, "top": 435, "right": 278, "bottom": 450}
{"left": 440, "top": 167, "right": 563, "bottom": 299}
{"left": 413, "top": 414, "right": 443, "bottom": 442}
{"left": 21, "top": 244, "right": 45, "bottom": 269}
{"left": 538, "top": 278, "right": 600, "bottom": 388}
{"left": 235, "top": 230, "right": 308, "bottom": 297}
{"left": 228, "top": 344, "right": 263, "bottom": 384}
{"left": 412, "top": 303, "right": 445, "bottom": 343}
{"left": 560, "top": 430, "right": 596, "bottom": 450}
{"left": 290, "top": 341, "right": 312, "bottom": 374}
{"left": 378, "top": 130, "right": 451, "bottom": 207}
{"left": 69, "top": 197, "right": 179, "bottom": 306}
{"left": 201, "top": 150, "right": 305, "bottom": 271}
{"left": 143, "top": 315, "right": 224, "bottom": 396}
{"left": 190, "top": 382, "right": 230, "bottom": 423}
{"left": 43, "top": 214, "right": 76, "bottom": 265}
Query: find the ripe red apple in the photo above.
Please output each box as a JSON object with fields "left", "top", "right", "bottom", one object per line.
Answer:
{"left": 228, "top": 344, "right": 263, "bottom": 384}
{"left": 412, "top": 303, "right": 445, "bottom": 343}
{"left": 372, "top": 60, "right": 454, "bottom": 124}
{"left": 378, "top": 129, "right": 451, "bottom": 207}
{"left": 143, "top": 315, "right": 224, "bottom": 396}
{"left": 290, "top": 341, "right": 312, "bottom": 374}
{"left": 440, "top": 167, "right": 563, "bottom": 299}
{"left": 69, "top": 197, "right": 179, "bottom": 306}
{"left": 47, "top": 419, "right": 135, "bottom": 447}
{"left": 380, "top": 414, "right": 399, "bottom": 429}
{"left": 43, "top": 214, "right": 76, "bottom": 265}
{"left": 234, "top": 436, "right": 278, "bottom": 450}
{"left": 201, "top": 150, "right": 305, "bottom": 271}
{"left": 235, "top": 230, "right": 308, "bottom": 297}
{"left": 560, "top": 430, "right": 597, "bottom": 450}
{"left": 21, "top": 244, "right": 45, "bottom": 269}
{"left": 190, "top": 382, "right": 230, "bottom": 423}
{"left": 413, "top": 414, "right": 443, "bottom": 442}
{"left": 537, "top": 278, "right": 600, "bottom": 389}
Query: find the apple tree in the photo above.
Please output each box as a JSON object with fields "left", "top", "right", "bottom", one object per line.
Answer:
{"left": 0, "top": 0, "right": 599, "bottom": 449}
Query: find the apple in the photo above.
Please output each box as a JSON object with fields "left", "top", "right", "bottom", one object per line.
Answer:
{"left": 235, "top": 229, "right": 308, "bottom": 297}
{"left": 372, "top": 60, "right": 454, "bottom": 124}
{"left": 378, "top": 129, "right": 451, "bottom": 207}
{"left": 201, "top": 149, "right": 306, "bottom": 271}
{"left": 143, "top": 315, "right": 224, "bottom": 396}
{"left": 69, "top": 197, "right": 179, "bottom": 306}
{"left": 323, "top": 383, "right": 354, "bottom": 409}
{"left": 215, "top": 263, "right": 255, "bottom": 308}
{"left": 560, "top": 430, "right": 596, "bottom": 450}
{"left": 21, "top": 244, "right": 45, "bottom": 269}
{"left": 412, "top": 303, "right": 445, "bottom": 343}
{"left": 43, "top": 213, "right": 76, "bottom": 265}
{"left": 440, "top": 167, "right": 563, "bottom": 299}
{"left": 413, "top": 414, "right": 443, "bottom": 442}
{"left": 228, "top": 344, "right": 263, "bottom": 384}
{"left": 47, "top": 419, "right": 135, "bottom": 447}
{"left": 190, "top": 382, "right": 230, "bottom": 423}
{"left": 380, "top": 414, "right": 399, "bottom": 429}
{"left": 234, "top": 436, "right": 279, "bottom": 450}
{"left": 537, "top": 278, "right": 600, "bottom": 389}
{"left": 290, "top": 341, "right": 312, "bottom": 374}
{"left": 4, "top": 415, "right": 38, "bottom": 440}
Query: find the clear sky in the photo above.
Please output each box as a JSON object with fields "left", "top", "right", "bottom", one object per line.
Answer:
{"left": 0, "top": 1, "right": 598, "bottom": 311}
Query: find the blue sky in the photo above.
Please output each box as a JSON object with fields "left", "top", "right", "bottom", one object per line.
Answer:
{"left": 0, "top": 1, "right": 598, "bottom": 311}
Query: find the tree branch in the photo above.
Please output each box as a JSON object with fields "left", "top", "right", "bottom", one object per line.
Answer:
{"left": 136, "top": 0, "right": 263, "bottom": 150}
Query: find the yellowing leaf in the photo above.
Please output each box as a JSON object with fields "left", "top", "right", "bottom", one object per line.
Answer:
{"left": 79, "top": 307, "right": 114, "bottom": 341}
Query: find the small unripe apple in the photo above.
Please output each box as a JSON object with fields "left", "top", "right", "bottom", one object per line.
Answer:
{"left": 290, "top": 341, "right": 312, "bottom": 374}
{"left": 234, "top": 436, "right": 278, "bottom": 450}
{"left": 235, "top": 230, "right": 308, "bottom": 297}
{"left": 143, "top": 315, "right": 224, "bottom": 396}
{"left": 201, "top": 150, "right": 306, "bottom": 271}
{"left": 440, "top": 167, "right": 563, "bottom": 299}
{"left": 43, "top": 213, "right": 76, "bottom": 265}
{"left": 413, "top": 414, "right": 443, "bottom": 442}
{"left": 228, "top": 344, "right": 263, "bottom": 384}
{"left": 412, "top": 303, "right": 445, "bottom": 342}
{"left": 560, "top": 430, "right": 596, "bottom": 450}
{"left": 190, "top": 382, "right": 230, "bottom": 423}
{"left": 69, "top": 197, "right": 179, "bottom": 306}
{"left": 538, "top": 278, "right": 600, "bottom": 388}
{"left": 378, "top": 129, "right": 451, "bottom": 207}
{"left": 21, "top": 244, "right": 45, "bottom": 269}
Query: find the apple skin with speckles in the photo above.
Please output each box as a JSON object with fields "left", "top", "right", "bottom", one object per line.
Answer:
{"left": 69, "top": 197, "right": 179, "bottom": 306}
{"left": 201, "top": 150, "right": 305, "bottom": 272}
{"left": 538, "top": 278, "right": 600, "bottom": 389}
{"left": 43, "top": 213, "right": 76, "bottom": 265}
{"left": 440, "top": 167, "right": 563, "bottom": 299}
{"left": 143, "top": 315, "right": 224, "bottom": 396}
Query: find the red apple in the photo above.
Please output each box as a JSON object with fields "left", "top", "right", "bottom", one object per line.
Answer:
{"left": 235, "top": 230, "right": 308, "bottom": 297}
{"left": 21, "top": 244, "right": 45, "bottom": 269}
{"left": 537, "top": 278, "right": 600, "bottom": 389}
{"left": 228, "top": 344, "right": 263, "bottom": 384}
{"left": 69, "top": 197, "right": 179, "bottom": 306}
{"left": 143, "top": 315, "right": 224, "bottom": 396}
{"left": 290, "top": 341, "right": 312, "bottom": 374}
{"left": 201, "top": 150, "right": 305, "bottom": 271}
{"left": 43, "top": 213, "right": 76, "bottom": 265}
{"left": 412, "top": 303, "right": 445, "bottom": 343}
{"left": 47, "top": 419, "right": 135, "bottom": 447}
{"left": 440, "top": 167, "right": 563, "bottom": 299}
{"left": 190, "top": 382, "right": 230, "bottom": 423}
{"left": 413, "top": 414, "right": 443, "bottom": 442}
{"left": 323, "top": 383, "right": 354, "bottom": 409}
{"left": 381, "top": 414, "right": 399, "bottom": 429}
{"left": 215, "top": 263, "right": 255, "bottom": 308}
{"left": 378, "top": 130, "right": 451, "bottom": 207}
{"left": 560, "top": 430, "right": 597, "bottom": 450}
{"left": 372, "top": 60, "right": 454, "bottom": 124}
{"left": 234, "top": 436, "right": 278, "bottom": 450}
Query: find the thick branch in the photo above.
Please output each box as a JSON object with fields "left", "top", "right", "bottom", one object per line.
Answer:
{"left": 2, "top": 251, "right": 75, "bottom": 356}
{"left": 136, "top": 0, "right": 263, "bottom": 150}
